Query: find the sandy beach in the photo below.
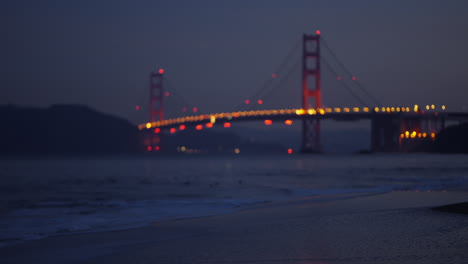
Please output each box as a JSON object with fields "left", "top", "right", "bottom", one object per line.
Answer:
{"left": 1, "top": 191, "right": 467, "bottom": 264}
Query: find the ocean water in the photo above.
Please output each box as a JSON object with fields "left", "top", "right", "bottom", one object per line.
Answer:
{"left": 0, "top": 154, "right": 467, "bottom": 247}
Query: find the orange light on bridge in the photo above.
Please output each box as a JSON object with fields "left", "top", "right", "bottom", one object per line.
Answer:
{"left": 287, "top": 148, "right": 293, "bottom": 154}
{"left": 179, "top": 125, "right": 186, "bottom": 130}
{"left": 147, "top": 146, "right": 153, "bottom": 151}
{"left": 334, "top": 107, "right": 341, "bottom": 113}
{"left": 245, "top": 99, "right": 251, "bottom": 105}
{"left": 308, "top": 109, "right": 317, "bottom": 115}
{"left": 284, "top": 120, "right": 293, "bottom": 125}
{"left": 223, "top": 122, "right": 231, "bottom": 128}
{"left": 158, "top": 68, "right": 165, "bottom": 74}
{"left": 296, "top": 109, "right": 305, "bottom": 115}
{"left": 170, "top": 128, "right": 177, "bottom": 134}
{"left": 344, "top": 108, "right": 350, "bottom": 113}
{"left": 353, "top": 107, "right": 360, "bottom": 112}
{"left": 146, "top": 123, "right": 152, "bottom": 129}
{"left": 206, "top": 123, "right": 214, "bottom": 128}
{"left": 154, "top": 128, "right": 161, "bottom": 134}
{"left": 264, "top": 120, "right": 272, "bottom": 125}
{"left": 363, "top": 107, "right": 370, "bottom": 112}
{"left": 410, "top": 131, "right": 417, "bottom": 139}
{"left": 196, "top": 124, "right": 203, "bottom": 130}
{"left": 257, "top": 100, "right": 263, "bottom": 105}
{"left": 374, "top": 107, "right": 379, "bottom": 112}
{"left": 318, "top": 108, "right": 325, "bottom": 115}
{"left": 441, "top": 105, "right": 446, "bottom": 110}
{"left": 405, "top": 131, "right": 410, "bottom": 138}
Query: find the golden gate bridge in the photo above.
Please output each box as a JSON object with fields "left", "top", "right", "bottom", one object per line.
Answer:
{"left": 135, "top": 31, "right": 468, "bottom": 153}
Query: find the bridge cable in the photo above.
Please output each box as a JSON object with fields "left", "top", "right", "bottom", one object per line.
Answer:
{"left": 234, "top": 38, "right": 301, "bottom": 110}
{"left": 321, "top": 37, "right": 382, "bottom": 106}
{"left": 164, "top": 78, "right": 196, "bottom": 112}
{"left": 259, "top": 59, "right": 301, "bottom": 106}
{"left": 322, "top": 57, "right": 368, "bottom": 107}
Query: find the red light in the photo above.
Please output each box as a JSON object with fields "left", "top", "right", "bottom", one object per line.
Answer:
{"left": 287, "top": 148, "right": 293, "bottom": 154}
{"left": 352, "top": 76, "right": 357, "bottom": 81}
{"left": 155, "top": 146, "right": 160, "bottom": 151}
{"left": 147, "top": 146, "right": 153, "bottom": 152}
{"left": 195, "top": 124, "right": 203, "bottom": 130}
{"left": 257, "top": 100, "right": 263, "bottom": 105}
{"left": 315, "top": 30, "right": 321, "bottom": 35}
{"left": 193, "top": 107, "right": 198, "bottom": 113}
{"left": 179, "top": 125, "right": 186, "bottom": 130}
{"left": 336, "top": 76, "right": 342, "bottom": 81}
{"left": 135, "top": 105, "right": 140, "bottom": 111}
{"left": 284, "top": 120, "right": 293, "bottom": 125}
{"left": 245, "top": 99, "right": 251, "bottom": 105}
{"left": 154, "top": 128, "right": 161, "bottom": 134}
{"left": 264, "top": 120, "right": 272, "bottom": 125}
{"left": 182, "top": 107, "right": 187, "bottom": 112}
{"left": 158, "top": 68, "right": 165, "bottom": 74}
{"left": 223, "top": 122, "right": 231, "bottom": 128}
{"left": 164, "top": 91, "right": 170, "bottom": 97}
{"left": 206, "top": 123, "right": 213, "bottom": 128}
{"left": 272, "top": 73, "right": 277, "bottom": 78}
{"left": 170, "top": 128, "right": 177, "bottom": 134}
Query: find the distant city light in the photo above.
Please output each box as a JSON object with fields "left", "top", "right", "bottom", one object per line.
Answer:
{"left": 234, "top": 148, "right": 240, "bottom": 154}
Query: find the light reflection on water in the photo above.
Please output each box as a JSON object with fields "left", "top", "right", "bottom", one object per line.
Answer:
{"left": 0, "top": 153, "right": 467, "bottom": 245}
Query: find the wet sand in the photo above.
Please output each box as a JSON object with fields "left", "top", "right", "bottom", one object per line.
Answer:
{"left": 1, "top": 191, "right": 468, "bottom": 264}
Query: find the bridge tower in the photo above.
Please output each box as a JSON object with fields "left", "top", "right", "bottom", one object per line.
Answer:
{"left": 150, "top": 69, "right": 165, "bottom": 122}
{"left": 147, "top": 69, "right": 165, "bottom": 149}
{"left": 301, "top": 32, "right": 322, "bottom": 153}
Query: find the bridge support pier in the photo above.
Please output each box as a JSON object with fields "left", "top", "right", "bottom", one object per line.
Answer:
{"left": 371, "top": 115, "right": 400, "bottom": 152}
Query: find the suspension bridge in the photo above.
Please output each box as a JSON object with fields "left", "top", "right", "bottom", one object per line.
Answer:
{"left": 136, "top": 31, "right": 468, "bottom": 153}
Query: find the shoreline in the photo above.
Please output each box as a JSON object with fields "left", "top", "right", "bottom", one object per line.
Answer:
{"left": 1, "top": 190, "right": 468, "bottom": 263}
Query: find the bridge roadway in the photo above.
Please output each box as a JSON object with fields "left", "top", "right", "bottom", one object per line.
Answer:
{"left": 139, "top": 107, "right": 468, "bottom": 131}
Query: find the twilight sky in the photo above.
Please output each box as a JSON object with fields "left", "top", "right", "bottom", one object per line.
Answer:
{"left": 2, "top": 0, "right": 468, "bottom": 124}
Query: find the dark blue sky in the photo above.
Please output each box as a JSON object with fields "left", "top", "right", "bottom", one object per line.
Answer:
{"left": 2, "top": 0, "right": 468, "bottom": 123}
